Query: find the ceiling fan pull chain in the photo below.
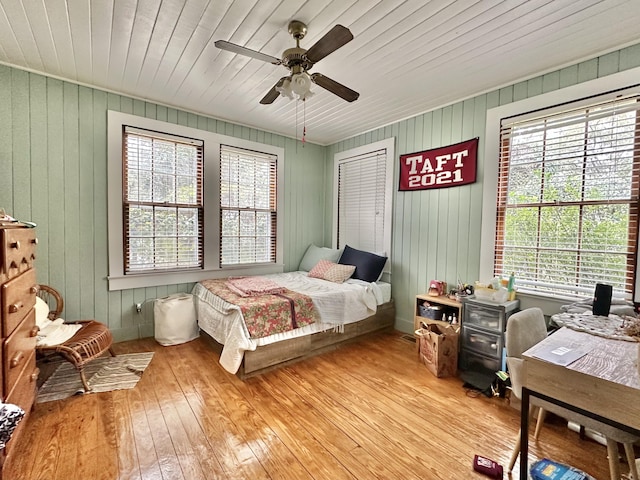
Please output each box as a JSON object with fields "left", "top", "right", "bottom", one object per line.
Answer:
{"left": 302, "top": 100, "right": 307, "bottom": 146}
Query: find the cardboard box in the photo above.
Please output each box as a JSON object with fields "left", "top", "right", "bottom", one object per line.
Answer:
{"left": 415, "top": 324, "right": 459, "bottom": 378}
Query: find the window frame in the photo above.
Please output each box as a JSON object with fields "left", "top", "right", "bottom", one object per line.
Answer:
{"left": 219, "top": 144, "right": 278, "bottom": 267}
{"left": 332, "top": 137, "right": 395, "bottom": 276}
{"left": 107, "top": 111, "right": 284, "bottom": 291}
{"left": 496, "top": 97, "right": 640, "bottom": 299}
{"left": 122, "top": 126, "right": 205, "bottom": 274}
{"left": 481, "top": 66, "right": 640, "bottom": 302}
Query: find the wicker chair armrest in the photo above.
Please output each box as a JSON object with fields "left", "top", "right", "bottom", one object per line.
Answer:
{"left": 37, "top": 284, "right": 64, "bottom": 320}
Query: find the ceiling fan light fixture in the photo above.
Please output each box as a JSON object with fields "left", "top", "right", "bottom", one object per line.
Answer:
{"left": 275, "top": 78, "right": 294, "bottom": 99}
{"left": 291, "top": 72, "right": 313, "bottom": 100}
{"left": 276, "top": 72, "right": 313, "bottom": 102}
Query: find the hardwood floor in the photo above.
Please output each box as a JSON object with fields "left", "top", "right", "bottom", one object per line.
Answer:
{"left": 7, "top": 331, "right": 623, "bottom": 479}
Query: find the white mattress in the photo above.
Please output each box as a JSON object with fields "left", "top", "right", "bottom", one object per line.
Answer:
{"left": 376, "top": 281, "right": 392, "bottom": 304}
{"left": 193, "top": 271, "right": 390, "bottom": 374}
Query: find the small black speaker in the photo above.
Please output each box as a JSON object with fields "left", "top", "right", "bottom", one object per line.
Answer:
{"left": 592, "top": 283, "right": 612, "bottom": 317}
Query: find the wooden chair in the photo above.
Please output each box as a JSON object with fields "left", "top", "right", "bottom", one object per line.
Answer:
{"left": 36, "top": 284, "right": 116, "bottom": 392}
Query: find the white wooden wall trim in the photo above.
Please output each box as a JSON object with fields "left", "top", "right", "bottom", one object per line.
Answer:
{"left": 481, "top": 65, "right": 640, "bottom": 308}
{"left": 107, "top": 111, "right": 285, "bottom": 291}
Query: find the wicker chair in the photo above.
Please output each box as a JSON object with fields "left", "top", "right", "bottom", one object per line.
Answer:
{"left": 36, "top": 284, "right": 116, "bottom": 392}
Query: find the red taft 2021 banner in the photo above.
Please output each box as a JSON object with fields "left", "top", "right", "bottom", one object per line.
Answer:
{"left": 399, "top": 137, "right": 478, "bottom": 191}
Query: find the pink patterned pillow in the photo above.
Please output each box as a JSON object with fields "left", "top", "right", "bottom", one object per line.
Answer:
{"left": 308, "top": 259, "right": 356, "bottom": 283}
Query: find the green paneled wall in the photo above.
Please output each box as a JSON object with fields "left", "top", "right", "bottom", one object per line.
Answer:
{"left": 0, "top": 66, "right": 327, "bottom": 342}
{"left": 3, "top": 41, "right": 640, "bottom": 341}
{"left": 327, "top": 43, "right": 640, "bottom": 333}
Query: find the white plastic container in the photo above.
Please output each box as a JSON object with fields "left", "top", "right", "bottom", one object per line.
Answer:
{"left": 153, "top": 293, "right": 199, "bottom": 346}
{"left": 474, "top": 284, "right": 509, "bottom": 303}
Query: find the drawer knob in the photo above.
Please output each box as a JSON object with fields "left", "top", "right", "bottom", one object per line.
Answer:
{"left": 10, "top": 352, "right": 24, "bottom": 368}
{"left": 10, "top": 240, "right": 20, "bottom": 250}
{"left": 29, "top": 326, "right": 39, "bottom": 337}
{"left": 9, "top": 302, "right": 23, "bottom": 313}
{"left": 31, "top": 371, "right": 39, "bottom": 382}
{"left": 31, "top": 237, "right": 38, "bottom": 245}
{"left": 30, "top": 285, "right": 38, "bottom": 294}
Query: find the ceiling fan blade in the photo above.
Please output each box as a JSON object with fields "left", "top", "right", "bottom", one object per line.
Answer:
{"left": 305, "top": 25, "right": 353, "bottom": 63}
{"left": 310, "top": 73, "right": 359, "bottom": 102}
{"left": 260, "top": 77, "right": 288, "bottom": 104}
{"left": 214, "top": 40, "right": 281, "bottom": 65}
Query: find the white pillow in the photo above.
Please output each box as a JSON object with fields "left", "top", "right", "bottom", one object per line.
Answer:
{"left": 298, "top": 244, "right": 342, "bottom": 272}
{"left": 34, "top": 297, "right": 50, "bottom": 329}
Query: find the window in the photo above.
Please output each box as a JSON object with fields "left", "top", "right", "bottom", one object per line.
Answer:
{"left": 107, "top": 111, "right": 284, "bottom": 290}
{"left": 333, "top": 138, "right": 395, "bottom": 263}
{"left": 219, "top": 145, "right": 277, "bottom": 266}
{"left": 495, "top": 94, "right": 640, "bottom": 298}
{"left": 123, "top": 127, "right": 204, "bottom": 273}
{"left": 337, "top": 149, "right": 387, "bottom": 252}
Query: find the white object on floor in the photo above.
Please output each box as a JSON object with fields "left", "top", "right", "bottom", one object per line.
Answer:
{"left": 154, "top": 293, "right": 199, "bottom": 346}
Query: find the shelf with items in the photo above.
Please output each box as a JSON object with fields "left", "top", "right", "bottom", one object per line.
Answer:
{"left": 414, "top": 294, "right": 462, "bottom": 350}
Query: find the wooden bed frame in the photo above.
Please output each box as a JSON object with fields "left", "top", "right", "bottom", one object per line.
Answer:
{"left": 201, "top": 300, "right": 395, "bottom": 378}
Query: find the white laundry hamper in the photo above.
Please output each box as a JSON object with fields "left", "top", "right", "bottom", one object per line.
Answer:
{"left": 153, "top": 293, "right": 199, "bottom": 346}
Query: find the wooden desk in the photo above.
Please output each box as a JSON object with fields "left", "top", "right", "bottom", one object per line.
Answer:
{"left": 520, "top": 327, "right": 640, "bottom": 479}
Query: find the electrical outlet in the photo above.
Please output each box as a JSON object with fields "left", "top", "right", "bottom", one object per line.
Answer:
{"left": 135, "top": 303, "right": 142, "bottom": 313}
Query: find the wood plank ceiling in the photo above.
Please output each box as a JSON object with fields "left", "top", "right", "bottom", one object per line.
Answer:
{"left": 0, "top": 0, "right": 639, "bottom": 145}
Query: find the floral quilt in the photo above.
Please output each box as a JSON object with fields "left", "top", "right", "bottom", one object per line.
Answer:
{"left": 199, "top": 279, "right": 319, "bottom": 339}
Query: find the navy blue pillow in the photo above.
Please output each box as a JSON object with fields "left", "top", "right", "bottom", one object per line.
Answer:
{"left": 338, "top": 245, "right": 387, "bottom": 283}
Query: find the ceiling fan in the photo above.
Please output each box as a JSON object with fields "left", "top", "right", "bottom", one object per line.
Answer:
{"left": 215, "top": 20, "right": 359, "bottom": 104}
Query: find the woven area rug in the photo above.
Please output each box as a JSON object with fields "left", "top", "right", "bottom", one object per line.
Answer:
{"left": 37, "top": 352, "right": 154, "bottom": 403}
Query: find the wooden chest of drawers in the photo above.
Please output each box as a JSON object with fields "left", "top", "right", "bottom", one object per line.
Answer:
{"left": 0, "top": 224, "right": 39, "bottom": 474}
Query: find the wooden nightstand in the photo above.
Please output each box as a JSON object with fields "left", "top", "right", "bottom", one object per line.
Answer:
{"left": 414, "top": 294, "right": 462, "bottom": 350}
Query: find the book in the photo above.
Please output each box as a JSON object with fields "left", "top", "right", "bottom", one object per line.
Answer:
{"left": 530, "top": 458, "right": 592, "bottom": 480}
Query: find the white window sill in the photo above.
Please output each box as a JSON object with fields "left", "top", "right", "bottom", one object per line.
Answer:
{"left": 108, "top": 264, "right": 285, "bottom": 291}
{"left": 511, "top": 289, "right": 626, "bottom": 318}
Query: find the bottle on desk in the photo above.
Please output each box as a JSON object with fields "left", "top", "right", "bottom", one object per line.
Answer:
{"left": 507, "top": 272, "right": 516, "bottom": 301}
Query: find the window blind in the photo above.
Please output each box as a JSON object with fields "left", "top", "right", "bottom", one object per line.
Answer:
{"left": 220, "top": 145, "right": 277, "bottom": 266}
{"left": 337, "top": 149, "right": 388, "bottom": 253}
{"left": 496, "top": 94, "right": 640, "bottom": 297}
{"left": 123, "top": 126, "right": 204, "bottom": 273}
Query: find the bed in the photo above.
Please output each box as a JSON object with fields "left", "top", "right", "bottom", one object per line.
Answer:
{"left": 193, "top": 245, "right": 395, "bottom": 378}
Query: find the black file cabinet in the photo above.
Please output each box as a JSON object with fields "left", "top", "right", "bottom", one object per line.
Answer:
{"left": 459, "top": 298, "right": 519, "bottom": 374}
